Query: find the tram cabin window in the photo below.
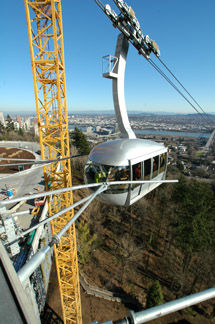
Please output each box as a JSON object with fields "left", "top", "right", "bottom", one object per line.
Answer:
{"left": 144, "top": 159, "right": 151, "bottom": 180}
{"left": 152, "top": 155, "right": 159, "bottom": 178}
{"left": 159, "top": 153, "right": 167, "bottom": 173}
{"left": 106, "top": 165, "right": 129, "bottom": 193}
{"left": 85, "top": 160, "right": 129, "bottom": 193}
{"left": 85, "top": 160, "right": 107, "bottom": 184}
{"left": 132, "top": 162, "right": 142, "bottom": 189}
{"left": 133, "top": 163, "right": 141, "bottom": 180}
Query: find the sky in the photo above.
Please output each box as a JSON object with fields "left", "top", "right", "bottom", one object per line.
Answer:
{"left": 1, "top": 0, "right": 215, "bottom": 115}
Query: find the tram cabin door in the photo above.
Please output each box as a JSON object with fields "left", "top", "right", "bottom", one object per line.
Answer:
{"left": 130, "top": 157, "right": 152, "bottom": 204}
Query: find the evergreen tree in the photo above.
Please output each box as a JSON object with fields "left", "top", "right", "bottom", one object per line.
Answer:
{"left": 18, "top": 127, "right": 24, "bottom": 136}
{"left": 176, "top": 160, "right": 184, "bottom": 172}
{"left": 0, "top": 121, "right": 5, "bottom": 134}
{"left": 172, "top": 175, "right": 189, "bottom": 203}
{"left": 71, "top": 127, "right": 90, "bottom": 154}
{"left": 173, "top": 177, "right": 215, "bottom": 256}
{"left": 5, "top": 114, "right": 14, "bottom": 132}
{"left": 146, "top": 280, "right": 164, "bottom": 308}
{"left": 78, "top": 220, "right": 97, "bottom": 264}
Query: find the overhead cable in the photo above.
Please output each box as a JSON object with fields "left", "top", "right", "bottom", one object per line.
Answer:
{"left": 94, "top": 0, "right": 105, "bottom": 11}
{"left": 93, "top": 0, "right": 214, "bottom": 128}
{"left": 157, "top": 57, "right": 215, "bottom": 126}
{"left": 148, "top": 58, "right": 214, "bottom": 127}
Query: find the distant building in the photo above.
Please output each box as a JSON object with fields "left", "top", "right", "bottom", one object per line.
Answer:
{"left": 32, "top": 121, "right": 39, "bottom": 136}
{"left": 115, "top": 123, "right": 119, "bottom": 132}
{"left": 14, "top": 121, "right": 20, "bottom": 130}
{"left": 0, "top": 112, "right": 5, "bottom": 125}
{"left": 178, "top": 145, "right": 187, "bottom": 152}
{"left": 16, "top": 115, "right": 23, "bottom": 128}
{"left": 86, "top": 127, "right": 93, "bottom": 134}
{"left": 96, "top": 128, "right": 112, "bottom": 135}
{"left": 24, "top": 119, "right": 31, "bottom": 131}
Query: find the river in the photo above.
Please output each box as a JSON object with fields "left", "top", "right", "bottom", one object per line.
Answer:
{"left": 69, "top": 125, "right": 211, "bottom": 138}
{"left": 135, "top": 129, "right": 211, "bottom": 138}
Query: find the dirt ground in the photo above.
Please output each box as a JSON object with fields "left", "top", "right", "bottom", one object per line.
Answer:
{"left": 46, "top": 260, "right": 128, "bottom": 323}
{"left": 0, "top": 147, "right": 35, "bottom": 173}
{"left": 46, "top": 260, "right": 215, "bottom": 324}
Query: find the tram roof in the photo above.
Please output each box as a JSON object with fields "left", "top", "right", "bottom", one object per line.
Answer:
{"left": 89, "top": 138, "right": 166, "bottom": 166}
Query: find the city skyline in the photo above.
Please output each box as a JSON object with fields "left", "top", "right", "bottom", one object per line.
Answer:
{"left": 1, "top": 0, "right": 215, "bottom": 116}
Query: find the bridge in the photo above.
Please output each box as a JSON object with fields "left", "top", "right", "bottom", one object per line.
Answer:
{"left": 204, "top": 129, "right": 215, "bottom": 152}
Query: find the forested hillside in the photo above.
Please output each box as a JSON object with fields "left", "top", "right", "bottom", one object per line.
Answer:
{"left": 72, "top": 158, "right": 215, "bottom": 323}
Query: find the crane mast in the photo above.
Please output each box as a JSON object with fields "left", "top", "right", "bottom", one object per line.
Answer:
{"left": 24, "top": 1, "right": 82, "bottom": 323}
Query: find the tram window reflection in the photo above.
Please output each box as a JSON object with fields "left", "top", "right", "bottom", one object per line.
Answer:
{"left": 107, "top": 165, "right": 129, "bottom": 193}
{"left": 144, "top": 159, "right": 151, "bottom": 180}
{"left": 152, "top": 155, "right": 159, "bottom": 178}
{"left": 85, "top": 160, "right": 107, "bottom": 185}
{"left": 107, "top": 166, "right": 129, "bottom": 181}
{"left": 85, "top": 160, "right": 130, "bottom": 194}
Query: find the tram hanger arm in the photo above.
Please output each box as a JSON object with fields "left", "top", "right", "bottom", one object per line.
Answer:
{"left": 105, "top": 179, "right": 178, "bottom": 186}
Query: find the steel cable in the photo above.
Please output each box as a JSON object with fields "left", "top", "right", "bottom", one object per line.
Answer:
{"left": 157, "top": 56, "right": 215, "bottom": 126}
{"left": 148, "top": 58, "right": 214, "bottom": 127}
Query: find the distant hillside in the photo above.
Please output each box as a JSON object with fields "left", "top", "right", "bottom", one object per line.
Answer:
{"left": 68, "top": 110, "right": 215, "bottom": 116}
{"left": 3, "top": 110, "right": 215, "bottom": 117}
{"left": 69, "top": 110, "right": 178, "bottom": 116}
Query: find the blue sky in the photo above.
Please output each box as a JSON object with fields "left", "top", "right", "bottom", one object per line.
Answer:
{"left": 1, "top": 0, "right": 215, "bottom": 115}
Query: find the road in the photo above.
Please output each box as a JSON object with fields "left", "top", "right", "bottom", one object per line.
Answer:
{"left": 0, "top": 141, "right": 44, "bottom": 196}
{"left": 0, "top": 140, "right": 41, "bottom": 152}
{"left": 0, "top": 141, "right": 45, "bottom": 229}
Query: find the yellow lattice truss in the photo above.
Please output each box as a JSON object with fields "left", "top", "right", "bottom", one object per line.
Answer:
{"left": 24, "top": 1, "right": 82, "bottom": 323}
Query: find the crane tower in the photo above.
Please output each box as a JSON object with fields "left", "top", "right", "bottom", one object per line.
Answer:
{"left": 24, "top": 1, "right": 82, "bottom": 323}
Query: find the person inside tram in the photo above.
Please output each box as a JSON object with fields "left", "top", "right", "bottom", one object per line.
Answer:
{"left": 94, "top": 167, "right": 106, "bottom": 183}
{"left": 114, "top": 168, "right": 121, "bottom": 181}
{"left": 152, "top": 156, "right": 159, "bottom": 178}
{"left": 119, "top": 167, "right": 128, "bottom": 181}
{"left": 133, "top": 163, "right": 141, "bottom": 180}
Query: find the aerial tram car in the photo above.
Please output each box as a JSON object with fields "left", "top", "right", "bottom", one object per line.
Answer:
{"left": 85, "top": 138, "right": 167, "bottom": 206}
{"left": 85, "top": 0, "right": 168, "bottom": 206}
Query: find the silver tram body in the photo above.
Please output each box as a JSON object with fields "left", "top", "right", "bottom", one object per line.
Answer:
{"left": 85, "top": 138, "right": 167, "bottom": 206}
{"left": 85, "top": 22, "right": 168, "bottom": 206}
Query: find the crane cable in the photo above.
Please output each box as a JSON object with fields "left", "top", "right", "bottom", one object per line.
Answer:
{"left": 0, "top": 154, "right": 86, "bottom": 168}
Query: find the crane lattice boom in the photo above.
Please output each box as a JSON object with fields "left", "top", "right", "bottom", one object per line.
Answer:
{"left": 24, "top": 1, "right": 82, "bottom": 323}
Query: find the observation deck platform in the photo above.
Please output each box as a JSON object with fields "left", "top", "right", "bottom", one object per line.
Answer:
{"left": 0, "top": 240, "right": 39, "bottom": 324}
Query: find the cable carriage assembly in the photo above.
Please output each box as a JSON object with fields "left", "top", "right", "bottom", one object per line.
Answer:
{"left": 94, "top": 0, "right": 160, "bottom": 59}
{"left": 85, "top": 0, "right": 173, "bottom": 206}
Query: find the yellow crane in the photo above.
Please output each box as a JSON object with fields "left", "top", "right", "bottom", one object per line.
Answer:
{"left": 24, "top": 1, "right": 82, "bottom": 323}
